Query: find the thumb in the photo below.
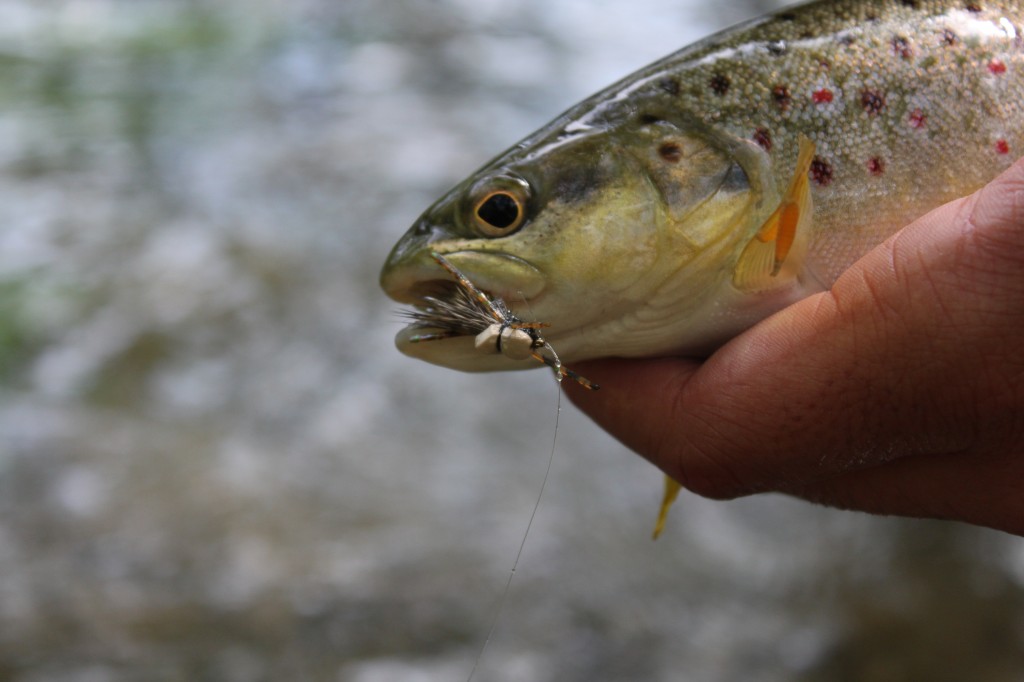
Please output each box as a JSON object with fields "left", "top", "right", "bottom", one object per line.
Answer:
{"left": 569, "top": 157, "right": 1024, "bottom": 501}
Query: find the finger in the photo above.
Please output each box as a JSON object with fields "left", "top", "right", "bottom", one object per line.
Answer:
{"left": 783, "top": 442, "right": 1024, "bottom": 536}
{"left": 569, "top": 157, "right": 1024, "bottom": 501}
{"left": 565, "top": 356, "right": 711, "bottom": 476}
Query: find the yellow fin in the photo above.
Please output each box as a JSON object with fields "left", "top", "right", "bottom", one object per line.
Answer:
{"left": 652, "top": 475, "right": 683, "bottom": 540}
{"left": 733, "top": 135, "right": 815, "bottom": 291}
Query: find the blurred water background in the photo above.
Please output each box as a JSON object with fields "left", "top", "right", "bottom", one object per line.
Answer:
{"left": 1, "top": 1, "right": 1023, "bottom": 680}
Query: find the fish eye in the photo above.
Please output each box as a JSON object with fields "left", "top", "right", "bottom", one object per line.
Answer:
{"left": 473, "top": 190, "right": 526, "bottom": 236}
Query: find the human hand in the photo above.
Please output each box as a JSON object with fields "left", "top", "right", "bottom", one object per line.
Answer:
{"left": 567, "top": 158, "right": 1024, "bottom": 536}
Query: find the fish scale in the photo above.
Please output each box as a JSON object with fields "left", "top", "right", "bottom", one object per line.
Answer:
{"left": 557, "top": 0, "right": 1024, "bottom": 282}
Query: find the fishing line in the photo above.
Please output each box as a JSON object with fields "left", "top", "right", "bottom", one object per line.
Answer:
{"left": 466, "top": 376, "right": 564, "bottom": 682}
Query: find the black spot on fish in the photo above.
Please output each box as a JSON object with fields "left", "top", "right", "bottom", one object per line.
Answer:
{"left": 772, "top": 84, "right": 792, "bottom": 110}
{"left": 709, "top": 73, "right": 731, "bottom": 95}
{"left": 753, "top": 127, "right": 773, "bottom": 151}
{"left": 865, "top": 11, "right": 879, "bottom": 22}
{"left": 658, "top": 77, "right": 681, "bottom": 96}
{"left": 966, "top": 1, "right": 982, "bottom": 11}
{"left": 658, "top": 142, "right": 684, "bottom": 163}
{"left": 766, "top": 40, "right": 787, "bottom": 56}
{"left": 810, "top": 157, "right": 834, "bottom": 186}
{"left": 638, "top": 113, "right": 663, "bottom": 125}
{"left": 942, "top": 29, "right": 958, "bottom": 46}
{"left": 777, "top": 10, "right": 798, "bottom": 21}
{"left": 837, "top": 33, "right": 857, "bottom": 46}
{"left": 861, "top": 88, "right": 885, "bottom": 115}
{"left": 900, "top": 0, "right": 920, "bottom": 8}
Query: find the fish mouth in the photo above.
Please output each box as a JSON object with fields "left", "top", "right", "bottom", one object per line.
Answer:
{"left": 399, "top": 279, "right": 491, "bottom": 338}
{"left": 381, "top": 250, "right": 548, "bottom": 370}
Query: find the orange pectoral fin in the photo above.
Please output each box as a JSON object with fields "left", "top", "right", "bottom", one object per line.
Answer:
{"left": 772, "top": 200, "right": 801, "bottom": 275}
{"left": 734, "top": 135, "right": 815, "bottom": 290}
{"left": 755, "top": 212, "right": 780, "bottom": 243}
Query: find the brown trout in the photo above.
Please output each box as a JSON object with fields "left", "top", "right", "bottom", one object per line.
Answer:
{"left": 380, "top": 0, "right": 1024, "bottom": 530}
{"left": 382, "top": 0, "right": 1022, "bottom": 369}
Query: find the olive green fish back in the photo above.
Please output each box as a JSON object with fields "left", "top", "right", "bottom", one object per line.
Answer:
{"left": 544, "top": 0, "right": 1024, "bottom": 281}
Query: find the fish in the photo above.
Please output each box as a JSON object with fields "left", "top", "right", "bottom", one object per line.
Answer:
{"left": 380, "top": 0, "right": 1024, "bottom": 534}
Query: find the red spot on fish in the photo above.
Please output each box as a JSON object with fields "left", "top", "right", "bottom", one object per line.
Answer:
{"left": 812, "top": 88, "right": 834, "bottom": 104}
{"left": 867, "top": 157, "right": 885, "bottom": 175}
{"left": 891, "top": 36, "right": 913, "bottom": 59}
{"left": 753, "top": 127, "right": 773, "bottom": 151}
{"left": 996, "top": 138, "right": 1010, "bottom": 154}
{"left": 709, "top": 73, "right": 731, "bottom": 95}
{"left": 810, "top": 157, "right": 834, "bottom": 186}
{"left": 909, "top": 108, "right": 927, "bottom": 128}
{"left": 772, "top": 84, "right": 792, "bottom": 110}
{"left": 988, "top": 58, "right": 1007, "bottom": 74}
{"left": 861, "top": 89, "right": 885, "bottom": 115}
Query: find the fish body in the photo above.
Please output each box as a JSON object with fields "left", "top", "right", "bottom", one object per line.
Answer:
{"left": 381, "top": 0, "right": 1024, "bottom": 372}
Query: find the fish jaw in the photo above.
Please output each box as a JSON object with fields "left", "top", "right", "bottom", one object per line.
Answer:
{"left": 382, "top": 247, "right": 551, "bottom": 371}
{"left": 394, "top": 330, "right": 540, "bottom": 372}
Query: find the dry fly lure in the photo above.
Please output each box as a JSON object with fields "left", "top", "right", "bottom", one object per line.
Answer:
{"left": 404, "top": 252, "right": 599, "bottom": 390}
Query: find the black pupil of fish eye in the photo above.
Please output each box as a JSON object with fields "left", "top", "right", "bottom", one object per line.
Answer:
{"left": 477, "top": 193, "right": 520, "bottom": 229}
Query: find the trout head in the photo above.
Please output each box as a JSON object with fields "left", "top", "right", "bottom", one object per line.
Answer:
{"left": 380, "top": 112, "right": 780, "bottom": 372}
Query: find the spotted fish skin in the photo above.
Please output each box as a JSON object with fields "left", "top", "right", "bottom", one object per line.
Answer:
{"left": 532, "top": 0, "right": 1024, "bottom": 283}
{"left": 381, "top": 0, "right": 1024, "bottom": 371}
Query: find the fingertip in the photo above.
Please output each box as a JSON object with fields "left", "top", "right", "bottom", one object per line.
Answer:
{"left": 563, "top": 356, "right": 703, "bottom": 467}
{"left": 964, "top": 157, "right": 1024, "bottom": 274}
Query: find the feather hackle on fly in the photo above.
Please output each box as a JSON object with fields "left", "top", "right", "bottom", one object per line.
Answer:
{"left": 402, "top": 252, "right": 597, "bottom": 389}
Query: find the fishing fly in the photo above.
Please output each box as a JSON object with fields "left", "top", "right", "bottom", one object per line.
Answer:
{"left": 404, "top": 251, "right": 599, "bottom": 390}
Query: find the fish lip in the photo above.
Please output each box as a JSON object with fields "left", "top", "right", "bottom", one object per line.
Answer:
{"left": 382, "top": 250, "right": 546, "bottom": 314}
{"left": 393, "top": 326, "right": 539, "bottom": 371}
